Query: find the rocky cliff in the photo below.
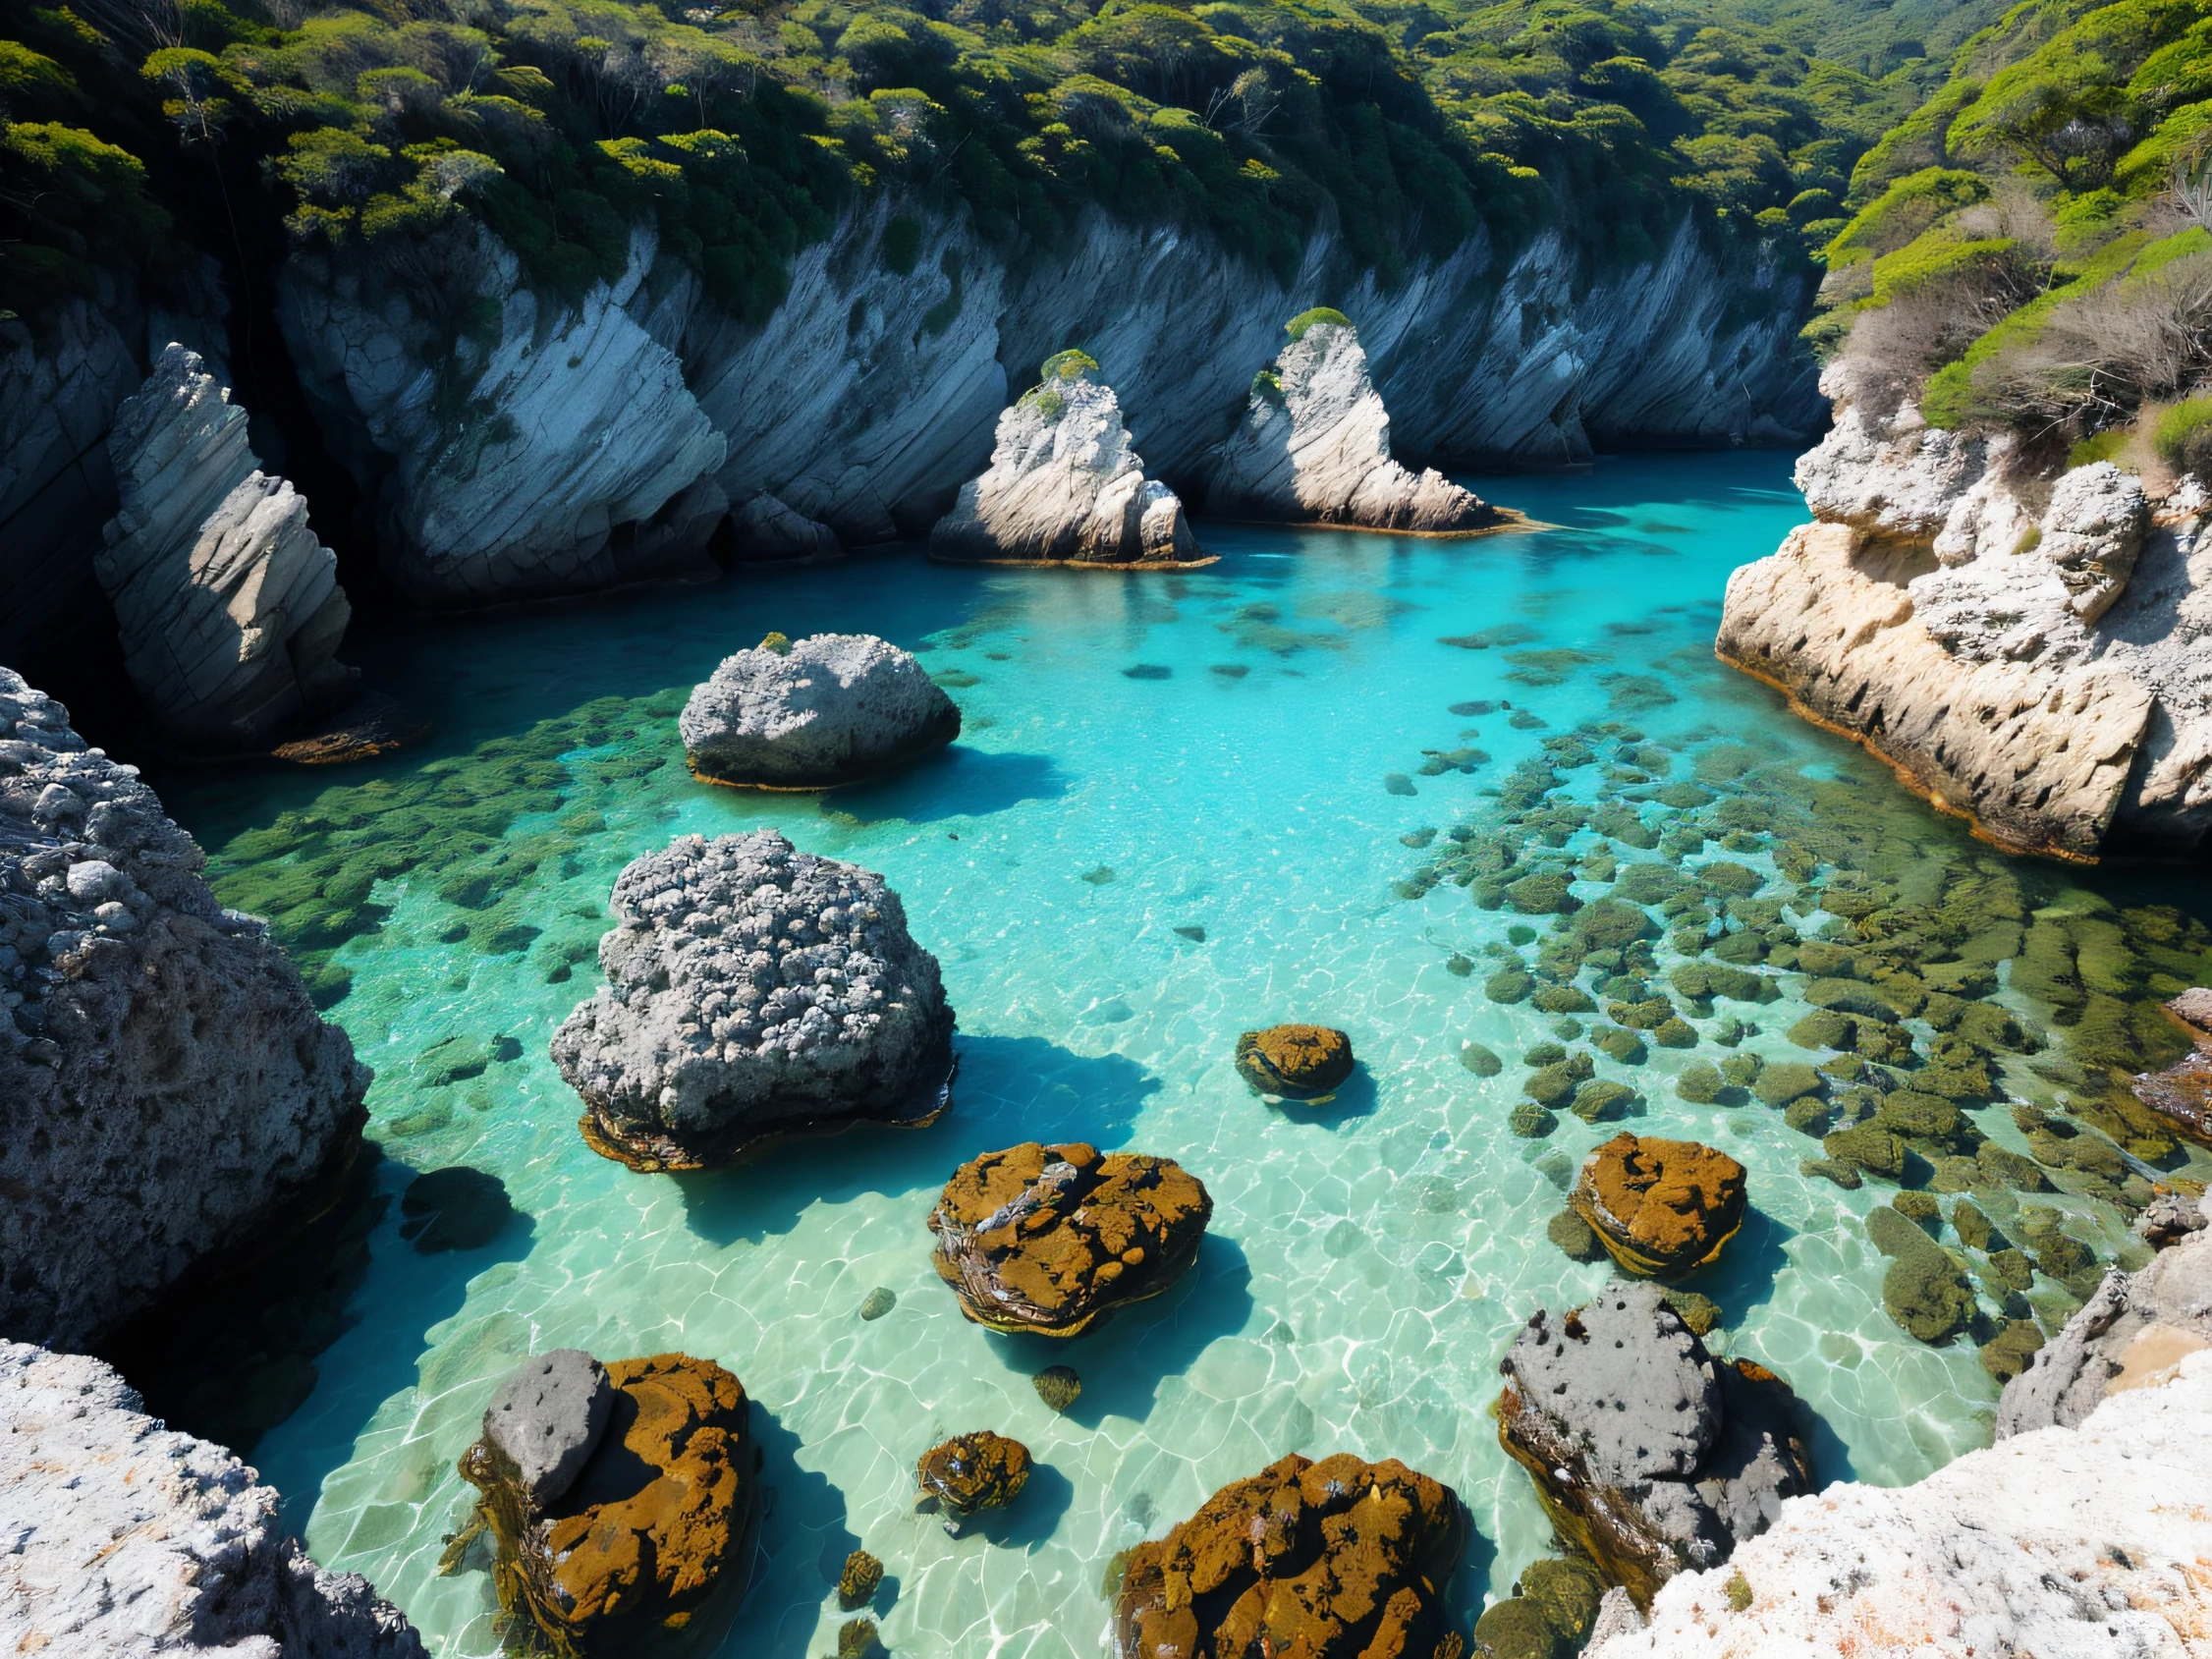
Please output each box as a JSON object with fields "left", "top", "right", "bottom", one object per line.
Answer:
{"left": 0, "top": 1340, "right": 424, "bottom": 1656}
{"left": 99, "top": 344, "right": 357, "bottom": 750}
{"left": 1717, "top": 382, "right": 2212, "bottom": 859}
{"left": 0, "top": 668, "right": 370, "bottom": 1348}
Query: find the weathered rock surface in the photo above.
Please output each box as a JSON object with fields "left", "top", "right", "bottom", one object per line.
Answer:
{"left": 1235, "top": 1023, "right": 1357, "bottom": 1099}
{"left": 930, "top": 352, "right": 1203, "bottom": 566}
{"left": 729, "top": 491, "right": 843, "bottom": 562}
{"left": 550, "top": 829, "right": 953, "bottom": 1171}
{"left": 447, "top": 1351, "right": 759, "bottom": 1650}
{"left": 1570, "top": 1134, "right": 1747, "bottom": 1278}
{"left": 1205, "top": 314, "right": 1496, "bottom": 532}
{"left": 1719, "top": 387, "right": 2212, "bottom": 858}
{"left": 2135, "top": 989, "right": 2212, "bottom": 1145}
{"left": 1112, "top": 1451, "right": 1467, "bottom": 1659}
{"left": 0, "top": 668, "right": 369, "bottom": 1348}
{"left": 0, "top": 1341, "right": 424, "bottom": 1657}
{"left": 928, "top": 1140, "right": 1211, "bottom": 1336}
{"left": 2135, "top": 1186, "right": 2206, "bottom": 1247}
{"left": 1497, "top": 1284, "right": 1813, "bottom": 1607}
{"left": 98, "top": 344, "right": 357, "bottom": 749}
{"left": 914, "top": 1431, "right": 1030, "bottom": 1534}
{"left": 1995, "top": 1223, "right": 2212, "bottom": 1437}
{"left": 483, "top": 1348, "right": 614, "bottom": 1507}
{"left": 679, "top": 632, "right": 959, "bottom": 789}
{"left": 1585, "top": 1348, "right": 2212, "bottom": 1658}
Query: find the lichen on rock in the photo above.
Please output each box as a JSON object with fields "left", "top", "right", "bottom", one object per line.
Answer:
{"left": 1569, "top": 1134, "right": 1747, "bottom": 1278}
{"left": 914, "top": 1431, "right": 1030, "bottom": 1534}
{"left": 1235, "top": 1023, "right": 1355, "bottom": 1098}
{"left": 679, "top": 632, "right": 960, "bottom": 789}
{"left": 549, "top": 830, "right": 954, "bottom": 1172}
{"left": 1111, "top": 1450, "right": 1468, "bottom": 1658}
{"left": 928, "top": 1140, "right": 1211, "bottom": 1336}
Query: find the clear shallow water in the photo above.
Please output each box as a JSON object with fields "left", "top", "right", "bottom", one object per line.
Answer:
{"left": 154, "top": 452, "right": 2212, "bottom": 1659}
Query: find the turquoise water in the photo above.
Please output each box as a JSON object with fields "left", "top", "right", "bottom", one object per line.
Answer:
{"left": 153, "top": 452, "right": 2212, "bottom": 1658}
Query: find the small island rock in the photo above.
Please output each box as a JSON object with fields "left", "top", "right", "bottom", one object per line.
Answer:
{"left": 1570, "top": 1134, "right": 1747, "bottom": 1278}
{"left": 445, "top": 1352, "right": 761, "bottom": 1650}
{"left": 930, "top": 351, "right": 1204, "bottom": 567}
{"left": 550, "top": 831, "right": 954, "bottom": 1171}
{"left": 1235, "top": 1023, "right": 1356, "bottom": 1099}
{"left": 680, "top": 633, "right": 960, "bottom": 789}
{"left": 915, "top": 1431, "right": 1030, "bottom": 1534}
{"left": 1497, "top": 1284, "right": 1813, "bottom": 1606}
{"left": 929, "top": 1141, "right": 1211, "bottom": 1336}
{"left": 1112, "top": 1451, "right": 1467, "bottom": 1658}
{"left": 1206, "top": 311, "right": 1497, "bottom": 534}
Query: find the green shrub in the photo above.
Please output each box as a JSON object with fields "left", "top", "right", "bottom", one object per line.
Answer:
{"left": 2154, "top": 396, "right": 2212, "bottom": 477}
{"left": 1286, "top": 305, "right": 1352, "bottom": 340}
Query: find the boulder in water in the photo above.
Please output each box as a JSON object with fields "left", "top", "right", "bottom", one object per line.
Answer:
{"left": 1235, "top": 1023, "right": 1355, "bottom": 1099}
{"left": 481, "top": 1348, "right": 614, "bottom": 1507}
{"left": 680, "top": 632, "right": 960, "bottom": 789}
{"left": 549, "top": 831, "right": 954, "bottom": 1171}
{"left": 1570, "top": 1133, "right": 1746, "bottom": 1278}
{"left": 915, "top": 1431, "right": 1030, "bottom": 1534}
{"left": 929, "top": 351, "right": 1206, "bottom": 567}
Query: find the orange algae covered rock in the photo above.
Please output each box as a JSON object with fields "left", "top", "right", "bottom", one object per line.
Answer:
{"left": 1112, "top": 1452, "right": 1468, "bottom": 1659}
{"left": 915, "top": 1431, "right": 1031, "bottom": 1532}
{"left": 929, "top": 1141, "right": 1211, "bottom": 1336}
{"left": 1235, "top": 1024, "right": 1355, "bottom": 1098}
{"left": 1571, "top": 1133, "right": 1746, "bottom": 1277}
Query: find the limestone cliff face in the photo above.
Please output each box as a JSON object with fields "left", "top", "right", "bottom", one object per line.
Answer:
{"left": 99, "top": 344, "right": 357, "bottom": 749}
{"left": 1203, "top": 314, "right": 1494, "bottom": 531}
{"left": 1717, "top": 383, "right": 2212, "bottom": 859}
{"left": 276, "top": 202, "right": 1818, "bottom": 598}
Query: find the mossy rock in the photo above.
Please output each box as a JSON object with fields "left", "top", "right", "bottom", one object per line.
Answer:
{"left": 1866, "top": 1205, "right": 1932, "bottom": 1256}
{"left": 1978, "top": 1317, "right": 2045, "bottom": 1382}
{"left": 1804, "top": 977, "right": 1892, "bottom": 1018}
{"left": 1653, "top": 1017, "right": 1698, "bottom": 1049}
{"left": 1460, "top": 1043, "right": 1504, "bottom": 1078}
{"left": 415, "top": 1035, "right": 491, "bottom": 1087}
{"left": 1546, "top": 1208, "right": 1608, "bottom": 1262}
{"left": 1672, "top": 963, "right": 1772, "bottom": 1004}
{"left": 1711, "top": 930, "right": 1767, "bottom": 965}
{"left": 1524, "top": 1054, "right": 1595, "bottom": 1108}
{"left": 1790, "top": 1010, "right": 1855, "bottom": 1051}
{"left": 1801, "top": 1157, "right": 1863, "bottom": 1189}
{"left": 1571, "top": 1078, "right": 1637, "bottom": 1123}
{"left": 1783, "top": 1094, "right": 1834, "bottom": 1135}
{"left": 1523, "top": 1042, "right": 1569, "bottom": 1068}
{"left": 1873, "top": 1091, "right": 1973, "bottom": 1151}
{"left": 1532, "top": 985, "right": 1598, "bottom": 1015}
{"left": 1676, "top": 1062, "right": 1724, "bottom": 1104}
{"left": 1471, "top": 1596, "right": 1564, "bottom": 1659}
{"left": 1930, "top": 1155, "right": 1983, "bottom": 1193}
{"left": 1511, "top": 1104, "right": 1561, "bottom": 1138}
{"left": 1593, "top": 1025, "right": 1647, "bottom": 1065}
{"left": 1612, "top": 864, "right": 1687, "bottom": 905}
{"left": 1754, "top": 1063, "right": 1824, "bottom": 1108}
{"left": 1976, "top": 1144, "right": 2054, "bottom": 1191}
{"left": 1572, "top": 899, "right": 1657, "bottom": 949}
{"left": 1951, "top": 1201, "right": 2000, "bottom": 1250}
{"left": 1608, "top": 997, "right": 1677, "bottom": 1031}
{"left": 1882, "top": 1244, "right": 1976, "bottom": 1344}
{"left": 1487, "top": 969, "right": 1535, "bottom": 1005}
{"left": 1720, "top": 1053, "right": 1764, "bottom": 1088}
{"left": 1823, "top": 1126, "right": 1906, "bottom": 1178}
{"left": 1893, "top": 1189, "right": 1941, "bottom": 1223}
{"left": 1698, "top": 861, "right": 1764, "bottom": 898}
{"left": 1985, "top": 1247, "right": 2035, "bottom": 1295}
{"left": 1916, "top": 1060, "right": 1994, "bottom": 1101}
{"left": 1662, "top": 1288, "right": 1723, "bottom": 1337}
{"left": 1506, "top": 871, "right": 1579, "bottom": 915}
{"left": 1956, "top": 1001, "right": 2031, "bottom": 1052}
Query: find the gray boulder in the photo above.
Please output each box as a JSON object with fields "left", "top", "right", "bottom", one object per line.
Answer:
{"left": 97, "top": 344, "right": 358, "bottom": 749}
{"left": 0, "top": 1341, "right": 424, "bottom": 1657}
{"left": 0, "top": 667, "right": 369, "bottom": 1348}
{"left": 483, "top": 1349, "right": 613, "bottom": 1506}
{"left": 1496, "top": 1283, "right": 1813, "bottom": 1604}
{"left": 679, "top": 633, "right": 959, "bottom": 789}
{"left": 550, "top": 830, "right": 955, "bottom": 1171}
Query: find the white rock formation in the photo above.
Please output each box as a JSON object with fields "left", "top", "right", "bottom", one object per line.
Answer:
{"left": 680, "top": 632, "right": 959, "bottom": 787}
{"left": 929, "top": 353, "right": 1202, "bottom": 565}
{"left": 97, "top": 344, "right": 357, "bottom": 748}
{"left": 1718, "top": 381, "right": 2212, "bottom": 858}
{"left": 0, "top": 1341, "right": 424, "bottom": 1657}
{"left": 549, "top": 830, "right": 954, "bottom": 1171}
{"left": 1587, "top": 1234, "right": 2212, "bottom": 1659}
{"left": 0, "top": 667, "right": 369, "bottom": 1347}
{"left": 1205, "top": 313, "right": 1495, "bottom": 531}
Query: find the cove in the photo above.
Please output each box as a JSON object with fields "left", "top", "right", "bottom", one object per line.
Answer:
{"left": 149, "top": 450, "right": 2212, "bottom": 1659}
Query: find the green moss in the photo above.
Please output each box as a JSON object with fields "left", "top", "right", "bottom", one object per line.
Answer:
{"left": 1755, "top": 1063, "right": 1824, "bottom": 1108}
{"left": 1284, "top": 306, "right": 1352, "bottom": 341}
{"left": 1824, "top": 1125, "right": 1907, "bottom": 1178}
{"left": 1677, "top": 1062, "right": 1724, "bottom": 1104}
{"left": 1546, "top": 1208, "right": 1608, "bottom": 1262}
{"left": 1882, "top": 1243, "right": 1975, "bottom": 1344}
{"left": 1653, "top": 1017, "right": 1699, "bottom": 1049}
{"left": 1571, "top": 1078, "right": 1637, "bottom": 1123}
{"left": 1978, "top": 1318, "right": 2045, "bottom": 1382}
{"left": 1594, "top": 1025, "right": 1648, "bottom": 1065}
{"left": 1531, "top": 984, "right": 1598, "bottom": 1015}
{"left": 1510, "top": 1104, "right": 1560, "bottom": 1138}
{"left": 2155, "top": 396, "right": 2212, "bottom": 476}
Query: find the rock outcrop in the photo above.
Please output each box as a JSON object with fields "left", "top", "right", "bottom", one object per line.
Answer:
{"left": 1112, "top": 1452, "right": 1467, "bottom": 1659}
{"left": 1995, "top": 1223, "right": 2212, "bottom": 1437}
{"left": 1717, "top": 386, "right": 2212, "bottom": 859}
{"left": 914, "top": 1431, "right": 1030, "bottom": 1534}
{"left": 444, "top": 1351, "right": 760, "bottom": 1652}
{"left": 929, "top": 351, "right": 1204, "bottom": 566}
{"left": 0, "top": 668, "right": 370, "bottom": 1348}
{"left": 679, "top": 632, "right": 960, "bottom": 789}
{"left": 550, "top": 830, "right": 954, "bottom": 1171}
{"left": 97, "top": 344, "right": 358, "bottom": 750}
{"left": 1570, "top": 1134, "right": 1747, "bottom": 1278}
{"left": 1583, "top": 1348, "right": 2212, "bottom": 1658}
{"left": 2132, "top": 989, "right": 2212, "bottom": 1146}
{"left": 928, "top": 1141, "right": 1212, "bottom": 1336}
{"left": 0, "top": 1341, "right": 424, "bottom": 1657}
{"left": 1497, "top": 1284, "right": 1813, "bottom": 1607}
{"left": 1234, "top": 1023, "right": 1357, "bottom": 1100}
{"left": 1205, "top": 311, "right": 1497, "bottom": 532}
{"left": 729, "top": 491, "right": 843, "bottom": 562}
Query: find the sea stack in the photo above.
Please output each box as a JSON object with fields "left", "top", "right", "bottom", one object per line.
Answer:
{"left": 679, "top": 632, "right": 960, "bottom": 789}
{"left": 1205, "top": 310, "right": 1497, "bottom": 532}
{"left": 0, "top": 667, "right": 370, "bottom": 1349}
{"left": 929, "top": 350, "right": 1206, "bottom": 567}
{"left": 97, "top": 343, "right": 359, "bottom": 751}
{"left": 549, "top": 830, "right": 955, "bottom": 1171}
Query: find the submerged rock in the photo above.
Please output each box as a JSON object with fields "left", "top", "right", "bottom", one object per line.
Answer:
{"left": 445, "top": 1351, "right": 761, "bottom": 1651}
{"left": 928, "top": 1141, "right": 1211, "bottom": 1336}
{"left": 1497, "top": 1284, "right": 1813, "bottom": 1606}
{"left": 1032, "top": 1363, "right": 1081, "bottom": 1411}
{"left": 96, "top": 344, "right": 359, "bottom": 750}
{"left": 929, "top": 351, "right": 1204, "bottom": 567}
{"left": 0, "top": 669, "right": 370, "bottom": 1348}
{"left": 1, "top": 1340, "right": 424, "bottom": 1655}
{"left": 915, "top": 1431, "right": 1030, "bottom": 1534}
{"left": 837, "top": 1549, "right": 883, "bottom": 1611}
{"left": 1205, "top": 311, "right": 1498, "bottom": 533}
{"left": 398, "top": 1165, "right": 516, "bottom": 1253}
{"left": 1570, "top": 1134, "right": 1747, "bottom": 1278}
{"left": 1235, "top": 1023, "right": 1355, "bottom": 1098}
{"left": 679, "top": 633, "right": 960, "bottom": 789}
{"left": 550, "top": 831, "right": 954, "bottom": 1172}
{"left": 1112, "top": 1451, "right": 1467, "bottom": 1659}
